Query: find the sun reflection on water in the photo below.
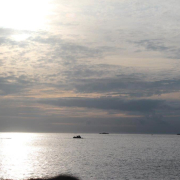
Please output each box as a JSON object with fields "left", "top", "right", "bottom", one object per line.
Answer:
{"left": 0, "top": 133, "right": 37, "bottom": 179}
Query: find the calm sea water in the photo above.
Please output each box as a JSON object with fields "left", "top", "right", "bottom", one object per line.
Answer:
{"left": 0, "top": 133, "right": 180, "bottom": 180}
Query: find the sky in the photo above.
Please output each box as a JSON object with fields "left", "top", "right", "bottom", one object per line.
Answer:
{"left": 0, "top": 0, "right": 180, "bottom": 133}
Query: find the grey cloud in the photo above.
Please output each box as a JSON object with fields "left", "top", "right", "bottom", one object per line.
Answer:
{"left": 0, "top": 28, "right": 18, "bottom": 37}
{"left": 134, "top": 39, "right": 170, "bottom": 52}
{"left": 39, "top": 61, "right": 180, "bottom": 98}
{"left": 0, "top": 37, "right": 29, "bottom": 47}
{"left": 0, "top": 37, "right": 8, "bottom": 45}
{"left": 0, "top": 96, "right": 179, "bottom": 133}
{"left": 145, "top": 113, "right": 167, "bottom": 125}
{"left": 0, "top": 28, "right": 31, "bottom": 36}
{"left": 1, "top": 59, "right": 177, "bottom": 99}
{"left": 0, "top": 59, "right": 3, "bottom": 65}
{"left": 65, "top": 75, "right": 180, "bottom": 97}
{"left": 0, "top": 75, "right": 35, "bottom": 95}
{"left": 62, "top": 64, "right": 123, "bottom": 79}
{"left": 0, "top": 28, "right": 35, "bottom": 47}
{"left": 134, "top": 39, "right": 180, "bottom": 59}
{"left": 29, "top": 34, "right": 115, "bottom": 64}
{"left": 39, "top": 97, "right": 164, "bottom": 113}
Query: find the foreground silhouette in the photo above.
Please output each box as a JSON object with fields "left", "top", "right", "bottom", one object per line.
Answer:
{"left": 32, "top": 175, "right": 80, "bottom": 180}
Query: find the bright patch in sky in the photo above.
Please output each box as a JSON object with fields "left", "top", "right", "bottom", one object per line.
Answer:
{"left": 11, "top": 34, "right": 30, "bottom": 41}
{"left": 0, "top": 0, "right": 52, "bottom": 31}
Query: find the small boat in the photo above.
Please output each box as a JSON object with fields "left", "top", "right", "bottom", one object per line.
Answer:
{"left": 99, "top": 132, "right": 109, "bottom": 134}
{"left": 177, "top": 134, "right": 180, "bottom": 135}
{"left": 73, "top": 135, "right": 82, "bottom": 138}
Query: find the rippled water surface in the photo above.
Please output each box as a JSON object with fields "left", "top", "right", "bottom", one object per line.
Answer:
{"left": 0, "top": 133, "right": 180, "bottom": 180}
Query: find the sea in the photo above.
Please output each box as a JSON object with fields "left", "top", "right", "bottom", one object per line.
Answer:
{"left": 0, "top": 133, "right": 180, "bottom": 180}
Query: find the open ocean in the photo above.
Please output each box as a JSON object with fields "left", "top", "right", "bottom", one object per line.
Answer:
{"left": 0, "top": 133, "right": 180, "bottom": 180}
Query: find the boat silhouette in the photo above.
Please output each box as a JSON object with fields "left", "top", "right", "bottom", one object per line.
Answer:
{"left": 73, "top": 135, "right": 82, "bottom": 138}
{"left": 99, "top": 132, "right": 109, "bottom": 134}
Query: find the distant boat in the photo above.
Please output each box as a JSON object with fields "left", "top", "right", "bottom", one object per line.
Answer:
{"left": 73, "top": 135, "right": 82, "bottom": 138}
{"left": 99, "top": 132, "right": 109, "bottom": 134}
{"left": 177, "top": 134, "right": 180, "bottom": 135}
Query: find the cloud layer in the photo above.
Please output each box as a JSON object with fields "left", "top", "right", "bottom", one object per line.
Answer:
{"left": 0, "top": 0, "right": 180, "bottom": 133}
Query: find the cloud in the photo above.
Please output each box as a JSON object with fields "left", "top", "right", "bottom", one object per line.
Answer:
{"left": 0, "top": 36, "right": 29, "bottom": 48}
{"left": 29, "top": 34, "right": 115, "bottom": 64}
{"left": 0, "top": 75, "right": 35, "bottom": 95}
{"left": 56, "top": 72, "right": 180, "bottom": 97}
{"left": 1, "top": 0, "right": 180, "bottom": 133}
{"left": 39, "top": 97, "right": 165, "bottom": 113}
{"left": 133, "top": 39, "right": 180, "bottom": 59}
{"left": 0, "top": 28, "right": 19, "bottom": 36}
{"left": 134, "top": 39, "right": 170, "bottom": 52}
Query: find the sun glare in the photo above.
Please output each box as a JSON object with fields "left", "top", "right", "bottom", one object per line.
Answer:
{"left": 11, "top": 34, "right": 30, "bottom": 41}
{"left": 0, "top": 0, "right": 52, "bottom": 31}
{"left": 0, "top": 133, "right": 37, "bottom": 179}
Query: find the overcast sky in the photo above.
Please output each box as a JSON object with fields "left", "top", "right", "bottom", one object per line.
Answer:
{"left": 0, "top": 0, "right": 180, "bottom": 133}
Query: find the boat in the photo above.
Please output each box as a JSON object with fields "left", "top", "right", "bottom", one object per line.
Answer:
{"left": 177, "top": 134, "right": 180, "bottom": 135}
{"left": 73, "top": 135, "right": 82, "bottom": 138}
{"left": 99, "top": 132, "right": 109, "bottom": 134}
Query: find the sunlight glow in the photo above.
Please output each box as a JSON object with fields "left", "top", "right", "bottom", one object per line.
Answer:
{"left": 11, "top": 34, "right": 30, "bottom": 41}
{"left": 0, "top": 133, "right": 37, "bottom": 179}
{"left": 0, "top": 0, "right": 52, "bottom": 31}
